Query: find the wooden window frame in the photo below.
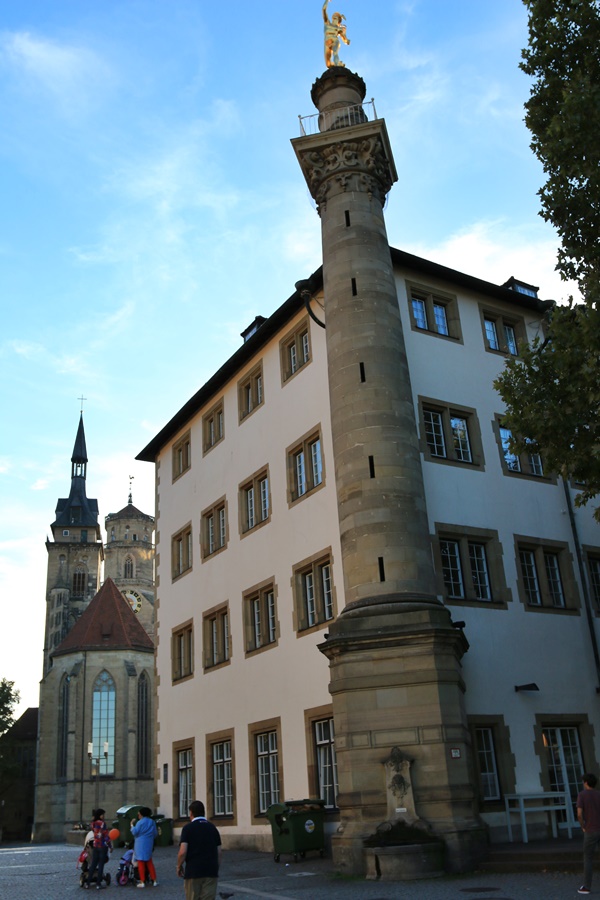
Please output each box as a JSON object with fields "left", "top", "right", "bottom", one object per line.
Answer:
{"left": 202, "top": 602, "right": 231, "bottom": 671}
{"left": 239, "top": 466, "right": 271, "bottom": 536}
{"left": 479, "top": 305, "right": 526, "bottom": 357}
{"left": 248, "top": 717, "right": 283, "bottom": 823}
{"left": 238, "top": 362, "right": 264, "bottom": 423}
{"left": 173, "top": 737, "right": 195, "bottom": 824}
{"left": 514, "top": 535, "right": 580, "bottom": 614}
{"left": 172, "top": 619, "right": 194, "bottom": 683}
{"left": 201, "top": 497, "right": 228, "bottom": 560}
{"left": 406, "top": 282, "right": 462, "bottom": 342}
{"left": 280, "top": 317, "right": 311, "bottom": 384}
{"left": 206, "top": 728, "right": 237, "bottom": 825}
{"left": 419, "top": 396, "right": 484, "bottom": 469}
{"left": 202, "top": 399, "right": 224, "bottom": 455}
{"left": 432, "top": 523, "right": 511, "bottom": 608}
{"left": 172, "top": 431, "right": 191, "bottom": 481}
{"left": 171, "top": 523, "right": 193, "bottom": 580}
{"left": 243, "top": 578, "right": 278, "bottom": 656}
{"left": 292, "top": 548, "right": 336, "bottom": 634}
{"left": 286, "top": 426, "right": 325, "bottom": 505}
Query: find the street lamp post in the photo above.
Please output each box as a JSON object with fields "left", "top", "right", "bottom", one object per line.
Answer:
{"left": 87, "top": 742, "right": 108, "bottom": 810}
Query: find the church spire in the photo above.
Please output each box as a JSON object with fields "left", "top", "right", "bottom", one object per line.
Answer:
{"left": 71, "top": 412, "right": 88, "bottom": 480}
{"left": 52, "top": 415, "right": 100, "bottom": 530}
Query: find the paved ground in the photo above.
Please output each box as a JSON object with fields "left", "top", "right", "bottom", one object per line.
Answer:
{"left": 0, "top": 841, "right": 591, "bottom": 900}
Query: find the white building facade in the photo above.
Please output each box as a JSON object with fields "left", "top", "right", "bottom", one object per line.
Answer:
{"left": 139, "top": 251, "right": 600, "bottom": 848}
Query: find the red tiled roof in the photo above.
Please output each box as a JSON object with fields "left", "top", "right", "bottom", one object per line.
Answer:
{"left": 53, "top": 578, "right": 154, "bottom": 657}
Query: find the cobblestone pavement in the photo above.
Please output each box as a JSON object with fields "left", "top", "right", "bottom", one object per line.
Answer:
{"left": 0, "top": 842, "right": 587, "bottom": 900}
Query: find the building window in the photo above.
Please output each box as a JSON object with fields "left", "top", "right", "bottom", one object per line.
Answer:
{"left": 280, "top": 319, "right": 311, "bottom": 382}
{"left": 474, "top": 726, "right": 501, "bottom": 800}
{"left": 238, "top": 363, "right": 264, "bottom": 422}
{"left": 293, "top": 551, "right": 336, "bottom": 632}
{"left": 173, "top": 431, "right": 191, "bottom": 481}
{"left": 243, "top": 582, "right": 278, "bottom": 654}
{"left": 57, "top": 675, "right": 69, "bottom": 779}
{"left": 433, "top": 525, "right": 510, "bottom": 607}
{"left": 407, "top": 284, "right": 461, "bottom": 340}
{"left": 212, "top": 740, "right": 233, "bottom": 817}
{"left": 203, "top": 400, "right": 224, "bottom": 454}
{"left": 469, "top": 716, "right": 516, "bottom": 808}
{"left": 91, "top": 671, "right": 115, "bottom": 776}
{"left": 172, "top": 524, "right": 193, "bottom": 579}
{"left": 72, "top": 567, "right": 86, "bottom": 596}
{"left": 496, "top": 422, "right": 545, "bottom": 477}
{"left": 137, "top": 672, "right": 150, "bottom": 777}
{"left": 256, "top": 730, "right": 280, "bottom": 814}
{"left": 419, "top": 398, "right": 483, "bottom": 467}
{"left": 203, "top": 605, "right": 230, "bottom": 670}
{"left": 287, "top": 428, "right": 324, "bottom": 503}
{"left": 172, "top": 621, "right": 194, "bottom": 682}
{"left": 201, "top": 499, "right": 227, "bottom": 559}
{"left": 515, "top": 538, "right": 579, "bottom": 612}
{"left": 176, "top": 746, "right": 194, "bottom": 819}
{"left": 240, "top": 468, "right": 270, "bottom": 534}
{"left": 124, "top": 556, "right": 134, "bottom": 579}
{"left": 585, "top": 552, "right": 600, "bottom": 608}
{"left": 480, "top": 308, "right": 524, "bottom": 356}
{"left": 314, "top": 718, "right": 338, "bottom": 809}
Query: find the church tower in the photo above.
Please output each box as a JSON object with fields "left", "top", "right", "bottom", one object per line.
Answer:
{"left": 104, "top": 494, "right": 155, "bottom": 637}
{"left": 43, "top": 415, "right": 103, "bottom": 674}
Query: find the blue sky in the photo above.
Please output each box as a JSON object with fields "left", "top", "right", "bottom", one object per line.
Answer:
{"left": 0, "top": 0, "right": 574, "bottom": 715}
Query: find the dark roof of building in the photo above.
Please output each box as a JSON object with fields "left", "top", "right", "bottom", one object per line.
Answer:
{"left": 136, "top": 248, "right": 552, "bottom": 463}
{"left": 4, "top": 707, "right": 38, "bottom": 742}
{"left": 105, "top": 498, "right": 154, "bottom": 523}
{"left": 52, "top": 578, "right": 154, "bottom": 657}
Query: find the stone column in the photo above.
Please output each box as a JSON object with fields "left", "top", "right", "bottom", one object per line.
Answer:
{"left": 292, "top": 68, "right": 486, "bottom": 874}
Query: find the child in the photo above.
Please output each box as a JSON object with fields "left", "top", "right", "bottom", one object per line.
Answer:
{"left": 130, "top": 807, "right": 158, "bottom": 888}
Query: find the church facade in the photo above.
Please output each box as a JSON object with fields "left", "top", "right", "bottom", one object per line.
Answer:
{"left": 137, "top": 68, "right": 600, "bottom": 873}
{"left": 34, "top": 418, "right": 156, "bottom": 841}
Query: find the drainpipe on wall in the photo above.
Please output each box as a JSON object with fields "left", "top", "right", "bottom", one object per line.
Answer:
{"left": 562, "top": 477, "right": 600, "bottom": 688}
{"left": 79, "top": 651, "right": 87, "bottom": 825}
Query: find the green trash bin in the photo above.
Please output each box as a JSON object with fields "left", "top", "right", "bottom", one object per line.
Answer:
{"left": 152, "top": 816, "right": 173, "bottom": 846}
{"left": 266, "top": 799, "right": 326, "bottom": 862}
{"left": 114, "top": 805, "right": 144, "bottom": 847}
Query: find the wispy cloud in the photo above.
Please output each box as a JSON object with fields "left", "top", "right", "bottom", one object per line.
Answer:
{"left": 405, "top": 219, "right": 578, "bottom": 304}
{"left": 0, "top": 30, "right": 114, "bottom": 118}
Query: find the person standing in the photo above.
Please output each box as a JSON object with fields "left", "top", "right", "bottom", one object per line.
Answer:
{"left": 85, "top": 808, "right": 112, "bottom": 890}
{"left": 176, "top": 800, "right": 222, "bottom": 900}
{"left": 577, "top": 773, "right": 600, "bottom": 894}
{"left": 131, "top": 807, "right": 159, "bottom": 888}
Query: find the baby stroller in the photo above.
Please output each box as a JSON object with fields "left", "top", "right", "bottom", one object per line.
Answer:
{"left": 116, "top": 848, "right": 139, "bottom": 886}
{"left": 78, "top": 832, "right": 112, "bottom": 889}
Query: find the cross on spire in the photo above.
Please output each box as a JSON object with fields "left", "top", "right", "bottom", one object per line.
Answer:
{"left": 78, "top": 395, "right": 87, "bottom": 413}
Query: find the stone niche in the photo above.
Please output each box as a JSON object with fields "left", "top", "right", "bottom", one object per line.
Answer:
{"left": 363, "top": 748, "right": 445, "bottom": 881}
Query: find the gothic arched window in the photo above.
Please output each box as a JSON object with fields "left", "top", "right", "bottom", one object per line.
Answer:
{"left": 137, "top": 672, "right": 150, "bottom": 776}
{"left": 91, "top": 671, "right": 115, "bottom": 775}
{"left": 57, "top": 675, "right": 69, "bottom": 778}
{"left": 124, "top": 556, "right": 134, "bottom": 580}
{"left": 72, "top": 567, "right": 86, "bottom": 596}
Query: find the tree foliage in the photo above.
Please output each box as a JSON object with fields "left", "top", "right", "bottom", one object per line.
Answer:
{"left": 495, "top": 0, "right": 600, "bottom": 519}
{"left": 0, "top": 678, "right": 19, "bottom": 738}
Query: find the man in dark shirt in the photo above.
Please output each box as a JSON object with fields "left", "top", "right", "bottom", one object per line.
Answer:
{"left": 177, "top": 800, "right": 222, "bottom": 900}
{"left": 577, "top": 773, "right": 600, "bottom": 894}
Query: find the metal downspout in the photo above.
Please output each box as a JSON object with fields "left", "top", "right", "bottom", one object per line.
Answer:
{"left": 562, "top": 477, "right": 600, "bottom": 687}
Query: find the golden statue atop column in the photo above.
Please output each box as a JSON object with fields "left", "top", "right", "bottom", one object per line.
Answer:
{"left": 323, "top": 0, "right": 350, "bottom": 67}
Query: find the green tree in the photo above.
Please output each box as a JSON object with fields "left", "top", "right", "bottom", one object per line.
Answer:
{"left": 0, "top": 679, "right": 21, "bottom": 793}
{"left": 495, "top": 0, "right": 600, "bottom": 519}
{"left": 0, "top": 679, "right": 19, "bottom": 738}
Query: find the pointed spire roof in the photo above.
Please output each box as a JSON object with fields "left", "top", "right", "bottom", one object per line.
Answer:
{"left": 52, "top": 578, "right": 154, "bottom": 657}
{"left": 52, "top": 415, "right": 100, "bottom": 530}
{"left": 72, "top": 413, "right": 88, "bottom": 464}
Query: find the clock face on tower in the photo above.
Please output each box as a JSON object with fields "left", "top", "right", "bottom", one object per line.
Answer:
{"left": 122, "top": 589, "right": 143, "bottom": 614}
